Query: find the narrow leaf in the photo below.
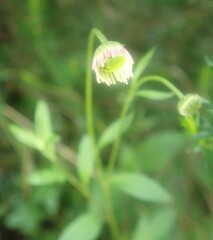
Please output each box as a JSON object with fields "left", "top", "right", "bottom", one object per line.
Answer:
{"left": 35, "top": 100, "right": 52, "bottom": 141}
{"left": 98, "top": 114, "right": 133, "bottom": 150}
{"left": 9, "top": 125, "right": 37, "bottom": 148}
{"left": 136, "top": 90, "right": 174, "bottom": 100}
{"left": 77, "top": 135, "right": 95, "bottom": 185}
{"left": 111, "top": 173, "right": 172, "bottom": 204}
{"left": 59, "top": 211, "right": 102, "bottom": 240}
{"left": 27, "top": 168, "right": 67, "bottom": 186}
{"left": 134, "top": 48, "right": 156, "bottom": 81}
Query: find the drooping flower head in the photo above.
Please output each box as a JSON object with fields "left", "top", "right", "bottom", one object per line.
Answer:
{"left": 92, "top": 41, "right": 134, "bottom": 86}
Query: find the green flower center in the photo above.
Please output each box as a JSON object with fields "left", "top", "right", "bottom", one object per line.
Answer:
{"left": 102, "top": 56, "right": 126, "bottom": 72}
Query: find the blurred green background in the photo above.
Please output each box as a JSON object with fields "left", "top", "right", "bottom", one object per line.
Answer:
{"left": 0, "top": 0, "right": 213, "bottom": 239}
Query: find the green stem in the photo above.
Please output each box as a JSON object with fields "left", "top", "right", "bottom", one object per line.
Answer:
{"left": 137, "top": 75, "right": 200, "bottom": 134}
{"left": 85, "top": 28, "right": 107, "bottom": 143}
{"left": 91, "top": 28, "right": 108, "bottom": 43}
{"left": 182, "top": 114, "right": 199, "bottom": 135}
{"left": 53, "top": 160, "right": 99, "bottom": 206}
{"left": 85, "top": 28, "right": 108, "bottom": 174}
{"left": 184, "top": 116, "right": 197, "bottom": 134}
{"left": 85, "top": 31, "right": 96, "bottom": 141}
{"left": 108, "top": 75, "right": 184, "bottom": 173}
{"left": 108, "top": 79, "right": 138, "bottom": 173}
{"left": 86, "top": 29, "right": 120, "bottom": 239}
{"left": 137, "top": 75, "right": 184, "bottom": 99}
{"left": 102, "top": 179, "right": 121, "bottom": 240}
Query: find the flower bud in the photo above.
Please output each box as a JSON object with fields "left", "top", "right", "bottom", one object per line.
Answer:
{"left": 92, "top": 41, "right": 134, "bottom": 86}
{"left": 178, "top": 94, "right": 202, "bottom": 117}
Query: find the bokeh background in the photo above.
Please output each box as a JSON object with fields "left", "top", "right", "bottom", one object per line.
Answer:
{"left": 1, "top": 0, "right": 213, "bottom": 239}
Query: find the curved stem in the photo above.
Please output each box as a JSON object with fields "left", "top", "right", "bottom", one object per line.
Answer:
{"left": 108, "top": 75, "right": 184, "bottom": 173}
{"left": 86, "top": 29, "right": 108, "bottom": 174}
{"left": 138, "top": 75, "right": 200, "bottom": 135}
{"left": 86, "top": 29, "right": 121, "bottom": 239}
{"left": 137, "top": 75, "right": 184, "bottom": 99}
{"left": 85, "top": 31, "right": 96, "bottom": 141}
{"left": 85, "top": 28, "right": 108, "bottom": 143}
{"left": 92, "top": 28, "right": 108, "bottom": 43}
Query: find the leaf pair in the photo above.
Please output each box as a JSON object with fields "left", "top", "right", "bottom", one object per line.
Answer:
{"left": 59, "top": 172, "right": 172, "bottom": 240}
{"left": 9, "top": 101, "right": 59, "bottom": 161}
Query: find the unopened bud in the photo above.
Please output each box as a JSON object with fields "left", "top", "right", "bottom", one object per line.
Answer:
{"left": 178, "top": 94, "right": 202, "bottom": 117}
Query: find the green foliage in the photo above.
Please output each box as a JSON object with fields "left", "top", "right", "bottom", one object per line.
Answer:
{"left": 1, "top": 1, "right": 213, "bottom": 239}
{"left": 137, "top": 131, "right": 185, "bottom": 172}
{"left": 111, "top": 173, "right": 171, "bottom": 204}
{"left": 136, "top": 90, "right": 174, "bottom": 100}
{"left": 9, "top": 101, "right": 59, "bottom": 161}
{"left": 77, "top": 135, "right": 95, "bottom": 185}
{"left": 9, "top": 125, "right": 38, "bottom": 148}
{"left": 59, "top": 211, "right": 102, "bottom": 240}
{"left": 205, "top": 56, "right": 213, "bottom": 68}
{"left": 133, "top": 48, "right": 156, "bottom": 81}
{"left": 98, "top": 114, "right": 133, "bottom": 150}
{"left": 34, "top": 101, "right": 53, "bottom": 143}
{"left": 27, "top": 167, "right": 67, "bottom": 186}
{"left": 132, "top": 208, "right": 176, "bottom": 240}
{"left": 5, "top": 203, "right": 42, "bottom": 235}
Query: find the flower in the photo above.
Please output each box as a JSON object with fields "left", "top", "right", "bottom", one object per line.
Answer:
{"left": 92, "top": 41, "right": 134, "bottom": 86}
{"left": 178, "top": 93, "right": 202, "bottom": 117}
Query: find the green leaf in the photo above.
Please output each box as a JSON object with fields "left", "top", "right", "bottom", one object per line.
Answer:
{"left": 42, "top": 133, "right": 60, "bottom": 161}
{"left": 136, "top": 90, "right": 174, "bottom": 100}
{"left": 111, "top": 173, "right": 172, "bottom": 204}
{"left": 59, "top": 211, "right": 102, "bottom": 240}
{"left": 133, "top": 48, "right": 156, "bottom": 81}
{"left": 77, "top": 135, "right": 95, "bottom": 185}
{"left": 137, "top": 131, "right": 185, "bottom": 172}
{"left": 33, "top": 185, "right": 62, "bottom": 215}
{"left": 35, "top": 100, "right": 52, "bottom": 142}
{"left": 0, "top": 69, "right": 10, "bottom": 83}
{"left": 132, "top": 208, "right": 176, "bottom": 240}
{"left": 27, "top": 168, "right": 67, "bottom": 186}
{"left": 205, "top": 56, "right": 213, "bottom": 68}
{"left": 20, "top": 70, "right": 40, "bottom": 86}
{"left": 5, "top": 202, "right": 42, "bottom": 234}
{"left": 9, "top": 124, "right": 37, "bottom": 148}
{"left": 98, "top": 114, "right": 133, "bottom": 150}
